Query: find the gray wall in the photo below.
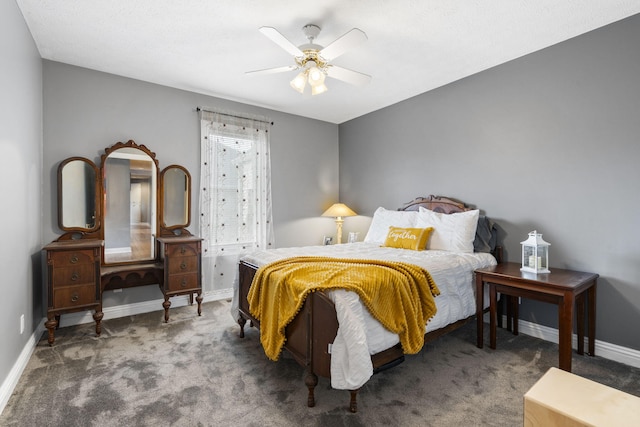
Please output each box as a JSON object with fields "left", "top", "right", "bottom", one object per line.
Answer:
{"left": 0, "top": 0, "right": 43, "bottom": 394}
{"left": 43, "top": 61, "right": 339, "bottom": 306}
{"left": 339, "top": 14, "right": 640, "bottom": 351}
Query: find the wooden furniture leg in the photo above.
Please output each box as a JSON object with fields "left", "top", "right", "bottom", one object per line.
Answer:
{"left": 511, "top": 295, "right": 519, "bottom": 335}
{"left": 576, "top": 292, "right": 585, "bottom": 355}
{"left": 503, "top": 294, "right": 510, "bottom": 331}
{"left": 489, "top": 283, "right": 498, "bottom": 349}
{"left": 475, "top": 273, "right": 484, "bottom": 348}
{"left": 45, "top": 316, "right": 58, "bottom": 346}
{"left": 349, "top": 389, "right": 359, "bottom": 413}
{"left": 503, "top": 294, "right": 519, "bottom": 333}
{"left": 163, "top": 298, "right": 171, "bottom": 323}
{"left": 195, "top": 292, "right": 203, "bottom": 316}
{"left": 305, "top": 371, "right": 318, "bottom": 407}
{"left": 558, "top": 292, "right": 575, "bottom": 372}
{"left": 237, "top": 316, "right": 246, "bottom": 338}
{"left": 93, "top": 308, "right": 103, "bottom": 336}
{"left": 588, "top": 283, "right": 597, "bottom": 356}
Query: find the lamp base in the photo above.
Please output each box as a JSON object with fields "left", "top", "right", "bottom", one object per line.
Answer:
{"left": 335, "top": 218, "right": 344, "bottom": 244}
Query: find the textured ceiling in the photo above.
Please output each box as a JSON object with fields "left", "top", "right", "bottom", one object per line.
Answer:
{"left": 16, "top": 0, "right": 640, "bottom": 124}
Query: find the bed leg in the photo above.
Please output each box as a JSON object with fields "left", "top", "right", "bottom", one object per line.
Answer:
{"left": 237, "top": 316, "right": 246, "bottom": 338}
{"left": 349, "top": 389, "right": 359, "bottom": 413}
{"left": 305, "top": 372, "right": 318, "bottom": 407}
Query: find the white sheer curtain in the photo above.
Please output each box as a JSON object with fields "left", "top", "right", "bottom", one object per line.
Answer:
{"left": 199, "top": 109, "right": 274, "bottom": 295}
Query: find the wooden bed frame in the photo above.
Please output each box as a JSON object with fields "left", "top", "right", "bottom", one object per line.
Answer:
{"left": 236, "top": 195, "right": 502, "bottom": 412}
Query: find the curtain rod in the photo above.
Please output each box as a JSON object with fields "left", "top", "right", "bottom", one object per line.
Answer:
{"left": 196, "top": 107, "right": 274, "bottom": 126}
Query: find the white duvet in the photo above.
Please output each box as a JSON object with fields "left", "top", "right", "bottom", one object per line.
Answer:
{"left": 235, "top": 242, "right": 496, "bottom": 390}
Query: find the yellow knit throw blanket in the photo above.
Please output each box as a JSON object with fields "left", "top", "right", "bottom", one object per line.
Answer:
{"left": 247, "top": 256, "right": 440, "bottom": 361}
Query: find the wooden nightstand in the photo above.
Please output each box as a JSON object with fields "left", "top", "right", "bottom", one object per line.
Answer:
{"left": 475, "top": 262, "right": 598, "bottom": 372}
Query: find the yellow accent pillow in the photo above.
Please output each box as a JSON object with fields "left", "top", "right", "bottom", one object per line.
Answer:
{"left": 383, "top": 226, "right": 434, "bottom": 251}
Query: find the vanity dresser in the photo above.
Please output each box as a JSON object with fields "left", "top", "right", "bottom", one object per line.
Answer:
{"left": 44, "top": 140, "right": 202, "bottom": 345}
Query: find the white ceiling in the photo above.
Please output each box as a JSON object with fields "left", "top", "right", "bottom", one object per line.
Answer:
{"left": 16, "top": 0, "right": 640, "bottom": 124}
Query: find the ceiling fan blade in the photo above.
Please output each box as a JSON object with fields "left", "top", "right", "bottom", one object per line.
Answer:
{"left": 320, "top": 28, "right": 367, "bottom": 61}
{"left": 326, "top": 66, "right": 371, "bottom": 87}
{"left": 259, "top": 27, "right": 304, "bottom": 57}
{"left": 246, "top": 65, "right": 297, "bottom": 76}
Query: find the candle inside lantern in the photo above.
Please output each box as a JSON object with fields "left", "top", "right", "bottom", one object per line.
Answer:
{"left": 528, "top": 256, "right": 542, "bottom": 268}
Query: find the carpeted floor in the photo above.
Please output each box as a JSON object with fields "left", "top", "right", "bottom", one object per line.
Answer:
{"left": 2, "top": 300, "right": 640, "bottom": 426}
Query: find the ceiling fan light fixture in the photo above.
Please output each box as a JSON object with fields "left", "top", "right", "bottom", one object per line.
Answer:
{"left": 290, "top": 71, "right": 307, "bottom": 93}
{"left": 249, "top": 24, "right": 370, "bottom": 97}
{"left": 311, "top": 83, "right": 328, "bottom": 96}
{"left": 307, "top": 66, "right": 326, "bottom": 87}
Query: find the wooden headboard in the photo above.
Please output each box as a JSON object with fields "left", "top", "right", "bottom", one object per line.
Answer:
{"left": 399, "top": 195, "right": 470, "bottom": 214}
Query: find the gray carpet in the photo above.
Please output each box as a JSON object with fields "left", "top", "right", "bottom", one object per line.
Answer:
{"left": 2, "top": 300, "right": 640, "bottom": 426}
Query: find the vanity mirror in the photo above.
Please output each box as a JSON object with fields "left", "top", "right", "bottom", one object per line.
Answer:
{"left": 57, "top": 157, "right": 99, "bottom": 233}
{"left": 159, "top": 165, "right": 191, "bottom": 236}
{"left": 100, "top": 141, "right": 158, "bottom": 264}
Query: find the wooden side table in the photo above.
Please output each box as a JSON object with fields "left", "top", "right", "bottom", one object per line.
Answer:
{"left": 475, "top": 262, "right": 598, "bottom": 372}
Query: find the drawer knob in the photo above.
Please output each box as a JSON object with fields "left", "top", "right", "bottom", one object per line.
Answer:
{"left": 181, "top": 278, "right": 187, "bottom": 288}
{"left": 71, "top": 293, "right": 79, "bottom": 303}
{"left": 71, "top": 272, "right": 79, "bottom": 281}
{"left": 180, "top": 262, "right": 187, "bottom": 270}
{"left": 70, "top": 255, "right": 79, "bottom": 264}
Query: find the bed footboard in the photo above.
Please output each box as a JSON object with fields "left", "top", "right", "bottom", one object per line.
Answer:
{"left": 238, "top": 261, "right": 374, "bottom": 411}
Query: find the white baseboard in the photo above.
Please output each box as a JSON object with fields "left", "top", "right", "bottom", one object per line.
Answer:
{"left": 484, "top": 312, "right": 640, "bottom": 369}
{"left": 515, "top": 317, "right": 640, "bottom": 369}
{"left": 0, "top": 318, "right": 46, "bottom": 416}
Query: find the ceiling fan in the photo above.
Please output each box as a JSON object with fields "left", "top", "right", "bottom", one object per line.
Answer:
{"left": 246, "top": 24, "right": 372, "bottom": 95}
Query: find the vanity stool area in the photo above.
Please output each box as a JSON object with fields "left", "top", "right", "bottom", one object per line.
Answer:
{"left": 43, "top": 140, "right": 202, "bottom": 345}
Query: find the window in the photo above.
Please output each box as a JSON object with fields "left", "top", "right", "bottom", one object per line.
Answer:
{"left": 199, "top": 109, "right": 273, "bottom": 292}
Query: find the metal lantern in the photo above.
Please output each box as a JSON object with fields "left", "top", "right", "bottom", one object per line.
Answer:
{"left": 520, "top": 230, "right": 550, "bottom": 273}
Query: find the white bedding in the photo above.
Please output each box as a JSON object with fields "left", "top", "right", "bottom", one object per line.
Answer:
{"left": 235, "top": 242, "right": 496, "bottom": 390}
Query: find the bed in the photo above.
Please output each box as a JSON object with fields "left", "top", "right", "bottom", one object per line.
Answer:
{"left": 235, "top": 195, "right": 501, "bottom": 412}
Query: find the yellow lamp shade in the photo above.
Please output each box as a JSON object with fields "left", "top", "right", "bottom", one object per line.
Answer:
{"left": 322, "top": 203, "right": 357, "bottom": 218}
{"left": 322, "top": 203, "right": 357, "bottom": 244}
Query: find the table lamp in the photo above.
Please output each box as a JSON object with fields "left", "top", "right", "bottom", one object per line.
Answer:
{"left": 322, "top": 203, "right": 357, "bottom": 244}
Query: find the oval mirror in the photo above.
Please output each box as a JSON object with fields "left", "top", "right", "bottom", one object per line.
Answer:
{"left": 101, "top": 142, "right": 158, "bottom": 264}
{"left": 161, "top": 165, "right": 191, "bottom": 231}
{"left": 58, "top": 157, "right": 99, "bottom": 232}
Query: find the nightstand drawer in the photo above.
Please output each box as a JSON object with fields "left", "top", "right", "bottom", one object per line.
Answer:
{"left": 52, "top": 265, "right": 95, "bottom": 286}
{"left": 167, "top": 273, "right": 199, "bottom": 292}
{"left": 50, "top": 250, "right": 95, "bottom": 267}
{"left": 53, "top": 284, "right": 98, "bottom": 309}
{"left": 167, "top": 255, "right": 198, "bottom": 274}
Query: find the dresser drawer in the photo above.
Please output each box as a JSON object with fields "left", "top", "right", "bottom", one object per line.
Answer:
{"left": 50, "top": 250, "right": 95, "bottom": 267}
{"left": 53, "top": 284, "right": 98, "bottom": 309}
{"left": 167, "top": 255, "right": 198, "bottom": 274}
{"left": 167, "top": 273, "right": 199, "bottom": 292}
{"left": 52, "top": 265, "right": 95, "bottom": 287}
{"left": 165, "top": 243, "right": 199, "bottom": 258}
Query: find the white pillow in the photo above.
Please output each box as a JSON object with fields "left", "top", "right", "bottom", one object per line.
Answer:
{"left": 416, "top": 207, "right": 479, "bottom": 253}
{"left": 364, "top": 207, "right": 418, "bottom": 244}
